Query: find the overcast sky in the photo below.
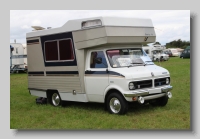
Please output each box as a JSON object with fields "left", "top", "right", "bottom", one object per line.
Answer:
{"left": 10, "top": 10, "right": 190, "bottom": 45}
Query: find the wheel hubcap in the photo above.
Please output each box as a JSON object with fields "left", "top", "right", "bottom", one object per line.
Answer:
{"left": 110, "top": 98, "right": 121, "bottom": 113}
{"left": 52, "top": 93, "right": 60, "bottom": 106}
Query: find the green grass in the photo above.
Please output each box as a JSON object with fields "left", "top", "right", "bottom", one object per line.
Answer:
{"left": 10, "top": 57, "right": 190, "bottom": 129}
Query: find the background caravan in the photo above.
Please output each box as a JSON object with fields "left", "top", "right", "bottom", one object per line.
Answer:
{"left": 26, "top": 16, "right": 173, "bottom": 115}
{"left": 10, "top": 43, "right": 27, "bottom": 73}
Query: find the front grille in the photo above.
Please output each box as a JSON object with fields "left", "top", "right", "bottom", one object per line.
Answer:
{"left": 133, "top": 80, "right": 152, "bottom": 89}
{"left": 154, "top": 78, "right": 167, "bottom": 86}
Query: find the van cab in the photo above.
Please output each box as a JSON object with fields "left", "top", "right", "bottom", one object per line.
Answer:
{"left": 26, "top": 16, "right": 173, "bottom": 114}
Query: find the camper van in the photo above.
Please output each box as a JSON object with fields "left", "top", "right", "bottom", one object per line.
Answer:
{"left": 26, "top": 16, "right": 173, "bottom": 115}
{"left": 143, "top": 45, "right": 169, "bottom": 61}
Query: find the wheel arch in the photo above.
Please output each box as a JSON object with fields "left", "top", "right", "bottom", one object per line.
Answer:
{"left": 46, "top": 89, "right": 60, "bottom": 101}
{"left": 104, "top": 88, "right": 125, "bottom": 103}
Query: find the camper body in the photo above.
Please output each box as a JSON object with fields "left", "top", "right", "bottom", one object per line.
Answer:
{"left": 142, "top": 45, "right": 169, "bottom": 61}
{"left": 10, "top": 43, "right": 27, "bottom": 73}
{"left": 26, "top": 16, "right": 173, "bottom": 114}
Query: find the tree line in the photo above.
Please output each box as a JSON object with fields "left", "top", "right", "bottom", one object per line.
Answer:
{"left": 165, "top": 39, "right": 190, "bottom": 49}
{"left": 144, "top": 39, "right": 190, "bottom": 49}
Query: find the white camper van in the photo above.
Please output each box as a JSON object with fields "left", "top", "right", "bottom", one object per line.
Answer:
{"left": 26, "top": 16, "right": 173, "bottom": 115}
{"left": 143, "top": 45, "right": 169, "bottom": 61}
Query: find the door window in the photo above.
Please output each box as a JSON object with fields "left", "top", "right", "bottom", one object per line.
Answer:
{"left": 90, "top": 51, "right": 108, "bottom": 68}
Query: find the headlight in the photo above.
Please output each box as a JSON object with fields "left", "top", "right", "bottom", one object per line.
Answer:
{"left": 166, "top": 78, "right": 170, "bottom": 85}
{"left": 129, "top": 82, "right": 135, "bottom": 90}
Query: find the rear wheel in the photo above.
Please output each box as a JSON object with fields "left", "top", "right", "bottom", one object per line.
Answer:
{"left": 160, "top": 56, "right": 164, "bottom": 62}
{"left": 106, "top": 93, "right": 128, "bottom": 115}
{"left": 51, "top": 92, "right": 62, "bottom": 106}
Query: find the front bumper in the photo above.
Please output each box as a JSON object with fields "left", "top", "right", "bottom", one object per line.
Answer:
{"left": 124, "top": 85, "right": 173, "bottom": 100}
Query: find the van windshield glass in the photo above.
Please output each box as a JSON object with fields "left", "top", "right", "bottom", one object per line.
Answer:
{"left": 106, "top": 48, "right": 154, "bottom": 68}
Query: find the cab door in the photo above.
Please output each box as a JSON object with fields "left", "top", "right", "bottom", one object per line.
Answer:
{"left": 85, "top": 51, "right": 109, "bottom": 102}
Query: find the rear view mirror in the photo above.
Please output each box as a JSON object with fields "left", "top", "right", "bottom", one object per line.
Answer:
{"left": 95, "top": 57, "right": 102, "bottom": 64}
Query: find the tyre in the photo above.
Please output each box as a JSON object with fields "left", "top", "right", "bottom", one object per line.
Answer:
{"left": 158, "top": 96, "right": 168, "bottom": 106}
{"left": 51, "top": 92, "right": 62, "bottom": 106}
{"left": 160, "top": 56, "right": 164, "bottom": 62}
{"left": 149, "top": 96, "right": 168, "bottom": 106}
{"left": 106, "top": 93, "right": 128, "bottom": 115}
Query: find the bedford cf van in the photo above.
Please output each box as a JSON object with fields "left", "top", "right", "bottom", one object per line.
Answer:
{"left": 26, "top": 16, "right": 173, "bottom": 114}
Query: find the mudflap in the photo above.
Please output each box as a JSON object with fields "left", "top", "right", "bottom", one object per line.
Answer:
{"left": 36, "top": 97, "right": 47, "bottom": 105}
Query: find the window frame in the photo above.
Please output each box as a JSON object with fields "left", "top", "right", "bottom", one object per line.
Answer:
{"left": 44, "top": 38, "right": 75, "bottom": 62}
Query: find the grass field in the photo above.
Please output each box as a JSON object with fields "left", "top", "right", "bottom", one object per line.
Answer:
{"left": 10, "top": 57, "right": 190, "bottom": 129}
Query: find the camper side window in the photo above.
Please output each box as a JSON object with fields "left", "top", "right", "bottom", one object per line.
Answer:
{"left": 90, "top": 51, "right": 108, "bottom": 68}
{"left": 45, "top": 41, "right": 58, "bottom": 61}
{"left": 59, "top": 39, "right": 74, "bottom": 60}
{"left": 44, "top": 39, "right": 74, "bottom": 61}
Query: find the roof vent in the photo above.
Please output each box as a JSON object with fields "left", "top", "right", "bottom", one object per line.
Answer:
{"left": 31, "top": 26, "right": 45, "bottom": 31}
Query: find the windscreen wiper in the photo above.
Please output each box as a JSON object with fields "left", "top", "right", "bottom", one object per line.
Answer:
{"left": 131, "top": 62, "right": 144, "bottom": 64}
{"left": 127, "top": 63, "right": 144, "bottom": 68}
{"left": 144, "top": 61, "right": 154, "bottom": 66}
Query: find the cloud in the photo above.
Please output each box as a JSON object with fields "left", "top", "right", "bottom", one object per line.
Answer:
{"left": 21, "top": 25, "right": 29, "bottom": 29}
{"left": 31, "top": 19, "right": 42, "bottom": 26}
{"left": 10, "top": 10, "right": 190, "bottom": 45}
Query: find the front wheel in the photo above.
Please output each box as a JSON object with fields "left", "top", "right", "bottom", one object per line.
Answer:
{"left": 106, "top": 93, "right": 128, "bottom": 115}
{"left": 149, "top": 96, "right": 168, "bottom": 106}
{"left": 51, "top": 92, "right": 62, "bottom": 106}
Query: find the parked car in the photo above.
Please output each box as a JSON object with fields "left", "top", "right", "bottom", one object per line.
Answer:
{"left": 163, "top": 50, "right": 172, "bottom": 57}
{"left": 180, "top": 47, "right": 190, "bottom": 59}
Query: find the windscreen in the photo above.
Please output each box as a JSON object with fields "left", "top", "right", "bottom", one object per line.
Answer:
{"left": 106, "top": 48, "right": 154, "bottom": 68}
